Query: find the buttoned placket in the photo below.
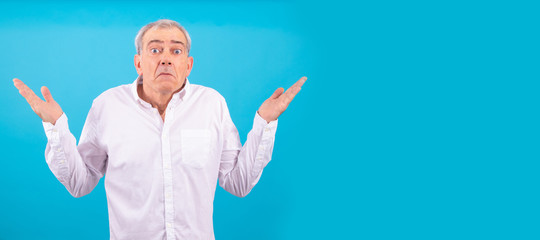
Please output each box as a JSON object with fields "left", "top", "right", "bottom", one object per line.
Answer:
{"left": 162, "top": 98, "right": 180, "bottom": 240}
{"left": 139, "top": 96, "right": 177, "bottom": 239}
{"left": 133, "top": 79, "right": 188, "bottom": 239}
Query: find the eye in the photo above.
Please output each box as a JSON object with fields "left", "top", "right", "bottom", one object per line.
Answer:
{"left": 173, "top": 49, "right": 182, "bottom": 54}
{"left": 151, "top": 48, "right": 160, "bottom": 54}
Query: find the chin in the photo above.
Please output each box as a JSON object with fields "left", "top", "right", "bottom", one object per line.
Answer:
{"left": 153, "top": 76, "right": 184, "bottom": 92}
{"left": 156, "top": 85, "right": 174, "bottom": 94}
{"left": 157, "top": 83, "right": 182, "bottom": 94}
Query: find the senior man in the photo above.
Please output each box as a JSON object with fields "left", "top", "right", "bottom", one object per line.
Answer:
{"left": 13, "top": 19, "right": 306, "bottom": 239}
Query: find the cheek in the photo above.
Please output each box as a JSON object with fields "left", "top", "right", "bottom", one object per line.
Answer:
{"left": 175, "top": 61, "right": 188, "bottom": 73}
{"left": 181, "top": 58, "right": 189, "bottom": 67}
{"left": 143, "top": 59, "right": 158, "bottom": 70}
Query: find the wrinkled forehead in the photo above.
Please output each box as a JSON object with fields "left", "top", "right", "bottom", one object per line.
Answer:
{"left": 142, "top": 27, "right": 187, "bottom": 47}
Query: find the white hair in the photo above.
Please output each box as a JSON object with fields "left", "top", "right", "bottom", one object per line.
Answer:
{"left": 135, "top": 19, "right": 191, "bottom": 55}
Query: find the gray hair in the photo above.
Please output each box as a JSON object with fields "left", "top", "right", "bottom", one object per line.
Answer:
{"left": 135, "top": 19, "right": 191, "bottom": 55}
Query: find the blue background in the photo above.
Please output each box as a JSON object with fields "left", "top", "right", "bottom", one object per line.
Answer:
{"left": 1, "top": 0, "right": 539, "bottom": 239}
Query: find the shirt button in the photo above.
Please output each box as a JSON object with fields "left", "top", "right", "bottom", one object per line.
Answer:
{"left": 59, "top": 160, "right": 64, "bottom": 164}
{"left": 52, "top": 129, "right": 57, "bottom": 133}
{"left": 264, "top": 128, "right": 270, "bottom": 132}
{"left": 55, "top": 148, "right": 61, "bottom": 153}
{"left": 166, "top": 223, "right": 172, "bottom": 228}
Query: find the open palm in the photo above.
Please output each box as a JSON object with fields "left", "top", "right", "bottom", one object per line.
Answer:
{"left": 13, "top": 78, "right": 63, "bottom": 125}
{"left": 258, "top": 76, "right": 307, "bottom": 123}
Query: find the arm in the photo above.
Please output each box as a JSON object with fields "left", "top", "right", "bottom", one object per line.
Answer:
{"left": 218, "top": 109, "right": 278, "bottom": 198}
{"left": 14, "top": 78, "right": 107, "bottom": 198}
{"left": 43, "top": 108, "right": 107, "bottom": 198}
{"left": 218, "top": 76, "right": 306, "bottom": 197}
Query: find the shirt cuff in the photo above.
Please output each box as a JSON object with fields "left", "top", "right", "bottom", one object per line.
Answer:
{"left": 42, "top": 113, "right": 69, "bottom": 141}
{"left": 253, "top": 111, "right": 278, "bottom": 136}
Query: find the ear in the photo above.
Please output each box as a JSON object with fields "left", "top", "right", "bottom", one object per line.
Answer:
{"left": 134, "top": 54, "right": 143, "bottom": 75}
{"left": 185, "top": 56, "right": 194, "bottom": 77}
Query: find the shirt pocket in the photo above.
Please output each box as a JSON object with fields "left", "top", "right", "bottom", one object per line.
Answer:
{"left": 181, "top": 129, "right": 211, "bottom": 168}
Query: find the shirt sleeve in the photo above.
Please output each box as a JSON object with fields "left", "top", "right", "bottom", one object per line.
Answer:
{"left": 218, "top": 102, "right": 278, "bottom": 198}
{"left": 43, "top": 105, "right": 108, "bottom": 198}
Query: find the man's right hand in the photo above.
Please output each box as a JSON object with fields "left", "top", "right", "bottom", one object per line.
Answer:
{"left": 13, "top": 78, "right": 63, "bottom": 125}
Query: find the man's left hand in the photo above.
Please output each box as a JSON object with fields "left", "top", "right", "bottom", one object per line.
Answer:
{"left": 258, "top": 76, "right": 307, "bottom": 123}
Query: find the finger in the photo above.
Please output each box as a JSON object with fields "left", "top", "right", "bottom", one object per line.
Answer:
{"left": 41, "top": 86, "right": 55, "bottom": 103}
{"left": 283, "top": 76, "right": 307, "bottom": 96}
{"left": 13, "top": 78, "right": 43, "bottom": 107}
{"left": 284, "top": 76, "right": 307, "bottom": 94}
{"left": 281, "top": 77, "right": 306, "bottom": 102}
{"left": 13, "top": 78, "right": 26, "bottom": 92}
{"left": 270, "top": 87, "right": 285, "bottom": 99}
{"left": 281, "top": 86, "right": 300, "bottom": 105}
{"left": 293, "top": 76, "right": 307, "bottom": 88}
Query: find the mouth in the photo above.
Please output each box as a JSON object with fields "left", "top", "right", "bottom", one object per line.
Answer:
{"left": 157, "top": 73, "right": 174, "bottom": 78}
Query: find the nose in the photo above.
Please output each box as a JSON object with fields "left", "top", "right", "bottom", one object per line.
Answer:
{"left": 161, "top": 60, "right": 172, "bottom": 65}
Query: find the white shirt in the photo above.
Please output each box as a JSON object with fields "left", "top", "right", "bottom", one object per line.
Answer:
{"left": 42, "top": 78, "right": 278, "bottom": 240}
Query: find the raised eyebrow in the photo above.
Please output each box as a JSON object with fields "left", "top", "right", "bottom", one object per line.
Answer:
{"left": 147, "top": 40, "right": 164, "bottom": 47}
{"left": 170, "top": 40, "right": 186, "bottom": 47}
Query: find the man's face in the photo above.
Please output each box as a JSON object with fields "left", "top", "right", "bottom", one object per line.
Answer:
{"left": 134, "top": 27, "right": 193, "bottom": 95}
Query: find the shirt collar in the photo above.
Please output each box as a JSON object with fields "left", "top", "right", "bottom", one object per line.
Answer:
{"left": 131, "top": 75, "right": 191, "bottom": 108}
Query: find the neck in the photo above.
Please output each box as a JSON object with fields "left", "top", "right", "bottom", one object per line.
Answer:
{"left": 137, "top": 83, "right": 185, "bottom": 119}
